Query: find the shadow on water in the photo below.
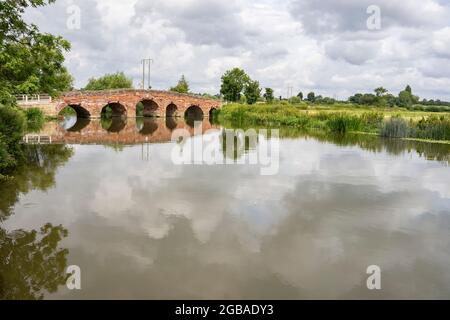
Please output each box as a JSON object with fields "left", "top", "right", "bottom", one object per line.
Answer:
{"left": 0, "top": 144, "right": 72, "bottom": 299}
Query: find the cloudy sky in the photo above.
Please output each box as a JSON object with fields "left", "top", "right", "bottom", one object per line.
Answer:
{"left": 25, "top": 0, "right": 450, "bottom": 100}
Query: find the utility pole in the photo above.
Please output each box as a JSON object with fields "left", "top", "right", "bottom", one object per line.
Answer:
{"left": 147, "top": 58, "right": 153, "bottom": 89}
{"left": 141, "top": 58, "right": 154, "bottom": 90}
{"left": 287, "top": 86, "right": 293, "bottom": 99}
{"left": 141, "top": 59, "right": 145, "bottom": 89}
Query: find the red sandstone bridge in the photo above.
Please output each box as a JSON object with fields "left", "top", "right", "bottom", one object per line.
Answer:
{"left": 17, "top": 89, "right": 222, "bottom": 118}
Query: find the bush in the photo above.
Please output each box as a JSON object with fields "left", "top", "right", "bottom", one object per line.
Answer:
{"left": 361, "top": 112, "right": 384, "bottom": 130}
{"left": 288, "top": 96, "right": 302, "bottom": 104}
{"left": 0, "top": 135, "right": 16, "bottom": 175}
{"left": 0, "top": 106, "right": 27, "bottom": 176}
{"left": 24, "top": 108, "right": 45, "bottom": 132}
{"left": 0, "top": 106, "right": 26, "bottom": 146}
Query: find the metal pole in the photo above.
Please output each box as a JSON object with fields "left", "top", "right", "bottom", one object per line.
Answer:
{"left": 148, "top": 59, "right": 152, "bottom": 89}
{"left": 142, "top": 59, "right": 145, "bottom": 89}
{"left": 148, "top": 58, "right": 153, "bottom": 89}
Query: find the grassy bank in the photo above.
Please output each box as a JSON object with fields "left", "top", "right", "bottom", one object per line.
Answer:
{"left": 217, "top": 103, "right": 450, "bottom": 142}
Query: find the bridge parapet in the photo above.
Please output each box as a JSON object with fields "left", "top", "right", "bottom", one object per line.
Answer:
{"left": 16, "top": 94, "right": 52, "bottom": 105}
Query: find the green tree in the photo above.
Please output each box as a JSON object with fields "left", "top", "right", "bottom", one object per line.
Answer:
{"left": 397, "top": 85, "right": 418, "bottom": 108}
{"left": 263, "top": 88, "right": 274, "bottom": 103}
{"left": 220, "top": 68, "right": 250, "bottom": 102}
{"left": 307, "top": 92, "right": 316, "bottom": 102}
{"left": 83, "top": 72, "right": 133, "bottom": 91}
{"left": 398, "top": 90, "right": 413, "bottom": 108}
{"left": 244, "top": 80, "right": 261, "bottom": 105}
{"left": 374, "top": 87, "right": 388, "bottom": 97}
{"left": 0, "top": 0, "right": 73, "bottom": 103}
{"left": 170, "top": 75, "right": 189, "bottom": 93}
{"left": 297, "top": 92, "right": 303, "bottom": 100}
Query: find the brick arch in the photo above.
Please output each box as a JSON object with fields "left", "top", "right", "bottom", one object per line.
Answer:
{"left": 208, "top": 107, "right": 218, "bottom": 118}
{"left": 166, "top": 103, "right": 179, "bottom": 117}
{"left": 184, "top": 105, "right": 204, "bottom": 119}
{"left": 102, "top": 102, "right": 127, "bottom": 117}
{"left": 139, "top": 99, "right": 161, "bottom": 117}
{"left": 58, "top": 103, "right": 91, "bottom": 118}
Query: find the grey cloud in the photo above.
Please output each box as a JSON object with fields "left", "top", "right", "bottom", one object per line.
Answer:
{"left": 25, "top": 0, "right": 108, "bottom": 51}
{"left": 418, "top": 58, "right": 450, "bottom": 78}
{"left": 325, "top": 40, "right": 380, "bottom": 65}
{"left": 133, "top": 0, "right": 247, "bottom": 48}
{"left": 289, "top": 0, "right": 450, "bottom": 35}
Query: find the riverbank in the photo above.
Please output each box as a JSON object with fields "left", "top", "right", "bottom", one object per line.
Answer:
{"left": 216, "top": 103, "right": 450, "bottom": 143}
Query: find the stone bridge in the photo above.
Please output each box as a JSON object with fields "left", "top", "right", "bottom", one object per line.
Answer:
{"left": 19, "top": 90, "right": 222, "bottom": 118}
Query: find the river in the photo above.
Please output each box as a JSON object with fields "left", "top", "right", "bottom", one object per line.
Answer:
{"left": 1, "top": 116, "right": 449, "bottom": 299}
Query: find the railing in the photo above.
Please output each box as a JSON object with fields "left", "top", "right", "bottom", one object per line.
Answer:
{"left": 22, "top": 134, "right": 52, "bottom": 144}
{"left": 15, "top": 94, "right": 52, "bottom": 105}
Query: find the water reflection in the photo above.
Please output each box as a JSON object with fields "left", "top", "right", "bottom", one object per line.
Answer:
{"left": 136, "top": 117, "right": 159, "bottom": 135}
{"left": 101, "top": 116, "right": 127, "bottom": 133}
{"left": 0, "top": 145, "right": 72, "bottom": 299}
{"left": 165, "top": 117, "right": 178, "bottom": 131}
{"left": 29, "top": 116, "right": 450, "bottom": 165}
{"left": 4, "top": 117, "right": 450, "bottom": 299}
{"left": 31, "top": 116, "right": 218, "bottom": 145}
{"left": 0, "top": 223, "right": 69, "bottom": 300}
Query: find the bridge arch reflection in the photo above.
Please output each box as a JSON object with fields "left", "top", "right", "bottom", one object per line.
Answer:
{"left": 42, "top": 117, "right": 218, "bottom": 145}
{"left": 136, "top": 118, "right": 159, "bottom": 135}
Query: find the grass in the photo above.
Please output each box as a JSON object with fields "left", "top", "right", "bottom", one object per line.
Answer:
{"left": 217, "top": 103, "right": 450, "bottom": 142}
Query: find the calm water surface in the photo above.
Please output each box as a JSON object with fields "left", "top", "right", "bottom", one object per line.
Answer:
{"left": 1, "top": 117, "right": 450, "bottom": 299}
